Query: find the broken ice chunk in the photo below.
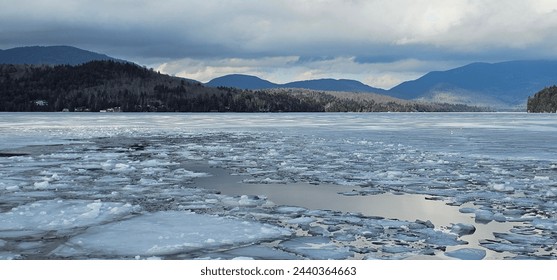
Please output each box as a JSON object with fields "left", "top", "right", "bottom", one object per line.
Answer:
{"left": 415, "top": 228, "right": 467, "bottom": 246}
{"left": 480, "top": 241, "right": 536, "bottom": 254}
{"left": 474, "top": 209, "right": 494, "bottom": 224}
{"left": 445, "top": 248, "right": 486, "bottom": 260}
{"left": 275, "top": 206, "right": 307, "bottom": 214}
{"left": 493, "top": 232, "right": 556, "bottom": 246}
{"left": 450, "top": 223, "right": 476, "bottom": 236}
{"left": 279, "top": 236, "right": 353, "bottom": 260}
{"left": 286, "top": 217, "right": 316, "bottom": 225}
{"left": 382, "top": 245, "right": 419, "bottom": 254}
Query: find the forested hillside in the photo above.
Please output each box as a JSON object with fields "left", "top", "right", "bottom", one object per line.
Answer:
{"left": 527, "top": 86, "right": 557, "bottom": 113}
{"left": 0, "top": 61, "right": 486, "bottom": 112}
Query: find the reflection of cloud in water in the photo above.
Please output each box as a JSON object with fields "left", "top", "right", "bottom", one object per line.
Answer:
{"left": 195, "top": 166, "right": 521, "bottom": 259}
{"left": 196, "top": 167, "right": 460, "bottom": 225}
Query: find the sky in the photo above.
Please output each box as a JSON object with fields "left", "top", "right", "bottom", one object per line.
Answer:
{"left": 2, "top": 0, "right": 557, "bottom": 89}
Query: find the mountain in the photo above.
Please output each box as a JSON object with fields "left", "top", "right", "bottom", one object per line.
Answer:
{"left": 389, "top": 60, "right": 557, "bottom": 109}
{"left": 207, "top": 74, "right": 388, "bottom": 94}
{"left": 0, "top": 46, "right": 123, "bottom": 65}
{"left": 284, "top": 79, "right": 389, "bottom": 94}
{"left": 206, "top": 74, "right": 278, "bottom": 90}
{"left": 4, "top": 45, "right": 549, "bottom": 110}
{"left": 208, "top": 60, "right": 557, "bottom": 109}
{"left": 0, "top": 61, "right": 484, "bottom": 112}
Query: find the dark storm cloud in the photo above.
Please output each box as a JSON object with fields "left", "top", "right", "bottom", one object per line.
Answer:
{"left": 2, "top": 0, "right": 557, "bottom": 87}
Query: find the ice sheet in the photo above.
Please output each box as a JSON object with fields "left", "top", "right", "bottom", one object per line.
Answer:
{"left": 0, "top": 199, "right": 138, "bottom": 235}
{"left": 1, "top": 112, "right": 556, "bottom": 259}
{"left": 53, "top": 211, "right": 291, "bottom": 257}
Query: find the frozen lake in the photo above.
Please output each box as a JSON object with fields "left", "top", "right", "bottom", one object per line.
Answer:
{"left": 0, "top": 112, "right": 556, "bottom": 260}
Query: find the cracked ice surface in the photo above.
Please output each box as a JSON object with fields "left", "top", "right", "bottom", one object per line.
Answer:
{"left": 1, "top": 113, "right": 557, "bottom": 259}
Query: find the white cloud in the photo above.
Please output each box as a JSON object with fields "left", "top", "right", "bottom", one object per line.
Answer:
{"left": 154, "top": 56, "right": 461, "bottom": 89}
{"left": 154, "top": 56, "right": 299, "bottom": 83}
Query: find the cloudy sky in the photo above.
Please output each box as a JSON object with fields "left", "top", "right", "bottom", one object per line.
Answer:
{"left": 2, "top": 0, "right": 557, "bottom": 89}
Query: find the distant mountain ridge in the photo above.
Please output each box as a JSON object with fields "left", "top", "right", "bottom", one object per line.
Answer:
{"left": 389, "top": 60, "right": 557, "bottom": 109}
{"left": 285, "top": 78, "right": 389, "bottom": 94}
{"left": 0, "top": 46, "right": 123, "bottom": 65}
{"left": 207, "top": 74, "right": 389, "bottom": 94}
{"left": 207, "top": 60, "right": 557, "bottom": 109}
{"left": 3, "top": 45, "right": 556, "bottom": 110}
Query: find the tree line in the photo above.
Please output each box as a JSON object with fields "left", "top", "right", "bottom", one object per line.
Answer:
{"left": 0, "top": 61, "right": 487, "bottom": 112}
{"left": 527, "top": 86, "right": 557, "bottom": 113}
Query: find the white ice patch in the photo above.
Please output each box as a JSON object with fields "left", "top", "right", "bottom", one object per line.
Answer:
{"left": 0, "top": 200, "right": 138, "bottom": 235}
{"left": 534, "top": 176, "right": 550, "bottom": 181}
{"left": 219, "top": 195, "right": 272, "bottom": 207}
{"left": 33, "top": 181, "right": 51, "bottom": 190}
{"left": 113, "top": 163, "right": 136, "bottom": 172}
{"left": 140, "top": 159, "right": 178, "bottom": 167}
{"left": 414, "top": 228, "right": 466, "bottom": 246}
{"left": 491, "top": 183, "right": 514, "bottom": 192}
{"left": 53, "top": 211, "right": 291, "bottom": 257}
{"left": 4, "top": 185, "right": 20, "bottom": 192}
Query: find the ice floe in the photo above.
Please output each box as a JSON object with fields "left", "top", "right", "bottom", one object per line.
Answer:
{"left": 279, "top": 236, "right": 353, "bottom": 260}
{"left": 445, "top": 248, "right": 486, "bottom": 260}
{"left": 450, "top": 223, "right": 476, "bottom": 236}
{"left": 53, "top": 211, "right": 291, "bottom": 257}
{"left": 0, "top": 199, "right": 139, "bottom": 237}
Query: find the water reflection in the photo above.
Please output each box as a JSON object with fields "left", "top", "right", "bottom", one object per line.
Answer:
{"left": 193, "top": 165, "right": 522, "bottom": 259}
